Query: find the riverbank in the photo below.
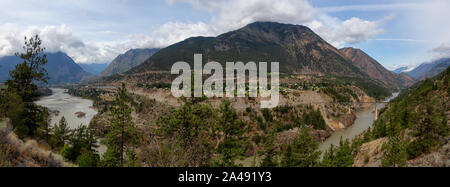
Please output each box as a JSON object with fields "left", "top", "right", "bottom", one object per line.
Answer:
{"left": 319, "top": 92, "right": 399, "bottom": 154}
{"left": 35, "top": 88, "right": 98, "bottom": 129}
{"left": 35, "top": 88, "right": 107, "bottom": 156}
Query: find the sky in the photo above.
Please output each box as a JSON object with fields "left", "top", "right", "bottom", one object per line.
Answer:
{"left": 0, "top": 0, "right": 449, "bottom": 70}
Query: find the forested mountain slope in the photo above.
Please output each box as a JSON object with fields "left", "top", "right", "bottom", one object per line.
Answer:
{"left": 353, "top": 67, "right": 450, "bottom": 167}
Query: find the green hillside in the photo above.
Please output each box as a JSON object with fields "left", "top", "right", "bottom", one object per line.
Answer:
{"left": 354, "top": 67, "right": 449, "bottom": 166}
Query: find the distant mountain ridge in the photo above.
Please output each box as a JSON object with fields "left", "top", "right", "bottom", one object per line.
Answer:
{"left": 394, "top": 58, "right": 450, "bottom": 80}
{"left": 0, "top": 52, "right": 89, "bottom": 85}
{"left": 339, "top": 47, "right": 415, "bottom": 89}
{"left": 79, "top": 63, "right": 109, "bottom": 75}
{"left": 418, "top": 58, "right": 450, "bottom": 80}
{"left": 407, "top": 58, "right": 450, "bottom": 80}
{"left": 99, "top": 48, "right": 160, "bottom": 77}
{"left": 393, "top": 66, "right": 410, "bottom": 74}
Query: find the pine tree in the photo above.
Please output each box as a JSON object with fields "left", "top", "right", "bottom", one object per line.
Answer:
{"left": 407, "top": 106, "right": 442, "bottom": 158}
{"left": 260, "top": 132, "right": 278, "bottom": 167}
{"left": 301, "top": 108, "right": 326, "bottom": 130}
{"left": 101, "top": 144, "right": 121, "bottom": 167}
{"left": 36, "top": 107, "right": 52, "bottom": 143}
{"left": 382, "top": 134, "right": 408, "bottom": 167}
{"left": 6, "top": 35, "right": 48, "bottom": 102}
{"left": 281, "top": 145, "right": 294, "bottom": 167}
{"left": 157, "top": 98, "right": 215, "bottom": 166}
{"left": 334, "top": 138, "right": 354, "bottom": 166}
{"left": 400, "top": 104, "right": 412, "bottom": 128}
{"left": 261, "top": 149, "right": 278, "bottom": 167}
{"left": 216, "top": 100, "right": 246, "bottom": 166}
{"left": 125, "top": 148, "right": 141, "bottom": 167}
{"left": 439, "top": 116, "right": 449, "bottom": 137}
{"left": 53, "top": 116, "right": 71, "bottom": 148}
{"left": 4, "top": 35, "right": 49, "bottom": 138}
{"left": 61, "top": 125, "right": 99, "bottom": 166}
{"left": 321, "top": 144, "right": 336, "bottom": 167}
{"left": 283, "top": 127, "right": 321, "bottom": 167}
{"left": 0, "top": 90, "right": 24, "bottom": 120}
{"left": 104, "top": 83, "right": 138, "bottom": 167}
{"left": 321, "top": 138, "right": 353, "bottom": 167}
{"left": 77, "top": 150, "right": 100, "bottom": 167}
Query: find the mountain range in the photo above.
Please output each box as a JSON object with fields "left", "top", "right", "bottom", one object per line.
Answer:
{"left": 394, "top": 58, "right": 450, "bottom": 80}
{"left": 409, "top": 58, "right": 450, "bottom": 80}
{"left": 113, "top": 22, "right": 412, "bottom": 94}
{"left": 128, "top": 22, "right": 364, "bottom": 76}
{"left": 79, "top": 63, "right": 109, "bottom": 75}
{"left": 0, "top": 52, "right": 89, "bottom": 85}
{"left": 99, "top": 48, "right": 160, "bottom": 77}
{"left": 393, "top": 66, "right": 410, "bottom": 74}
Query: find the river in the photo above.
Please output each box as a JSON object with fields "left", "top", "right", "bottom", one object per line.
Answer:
{"left": 35, "top": 88, "right": 98, "bottom": 129}
{"left": 319, "top": 92, "right": 399, "bottom": 153}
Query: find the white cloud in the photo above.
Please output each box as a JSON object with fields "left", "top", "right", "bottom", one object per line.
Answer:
{"left": 0, "top": 24, "right": 116, "bottom": 63}
{"left": 432, "top": 43, "right": 450, "bottom": 58}
{"left": 318, "top": 3, "right": 422, "bottom": 13}
{"left": 0, "top": 22, "right": 218, "bottom": 63}
{"left": 0, "top": 23, "right": 22, "bottom": 57}
{"left": 370, "top": 38, "right": 429, "bottom": 42}
{"left": 168, "top": 0, "right": 387, "bottom": 48}
{"left": 310, "top": 16, "right": 386, "bottom": 47}
{"left": 386, "top": 64, "right": 418, "bottom": 71}
{"left": 336, "top": 17, "right": 385, "bottom": 44}
{"left": 167, "top": 0, "right": 316, "bottom": 32}
{"left": 199, "top": 0, "right": 315, "bottom": 32}
{"left": 100, "top": 30, "right": 120, "bottom": 35}
{"left": 150, "top": 21, "right": 218, "bottom": 47}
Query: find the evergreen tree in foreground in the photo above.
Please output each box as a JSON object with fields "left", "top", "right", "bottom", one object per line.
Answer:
{"left": 281, "top": 127, "right": 321, "bottom": 167}
{"left": 260, "top": 132, "right": 279, "bottom": 167}
{"left": 215, "top": 100, "right": 247, "bottom": 166}
{"left": 4, "top": 35, "right": 49, "bottom": 138}
{"left": 406, "top": 105, "right": 447, "bottom": 159}
{"left": 103, "top": 83, "right": 138, "bottom": 167}
{"left": 52, "top": 116, "right": 71, "bottom": 148}
{"left": 60, "top": 125, "right": 99, "bottom": 167}
{"left": 382, "top": 134, "right": 408, "bottom": 167}
{"left": 157, "top": 97, "right": 216, "bottom": 166}
{"left": 6, "top": 35, "right": 48, "bottom": 102}
{"left": 321, "top": 138, "right": 354, "bottom": 167}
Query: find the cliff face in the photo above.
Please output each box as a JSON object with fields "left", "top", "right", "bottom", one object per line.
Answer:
{"left": 320, "top": 85, "right": 376, "bottom": 131}
{"left": 353, "top": 138, "right": 387, "bottom": 167}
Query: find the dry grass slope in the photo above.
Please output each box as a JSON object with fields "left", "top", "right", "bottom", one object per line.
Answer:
{"left": 0, "top": 123, "right": 72, "bottom": 167}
